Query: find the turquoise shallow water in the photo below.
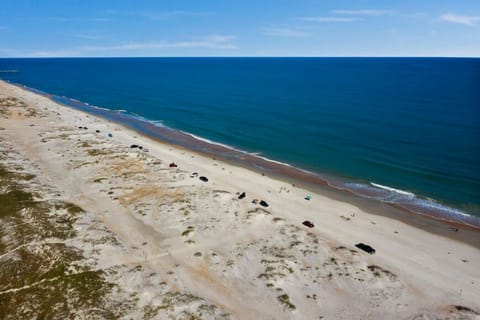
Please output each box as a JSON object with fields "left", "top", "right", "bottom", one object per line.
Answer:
{"left": 1, "top": 57, "right": 479, "bottom": 222}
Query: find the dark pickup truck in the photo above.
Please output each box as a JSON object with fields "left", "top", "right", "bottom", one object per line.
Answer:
{"left": 355, "top": 243, "right": 376, "bottom": 254}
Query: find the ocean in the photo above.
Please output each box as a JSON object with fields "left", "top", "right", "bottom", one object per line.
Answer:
{"left": 1, "top": 57, "right": 479, "bottom": 225}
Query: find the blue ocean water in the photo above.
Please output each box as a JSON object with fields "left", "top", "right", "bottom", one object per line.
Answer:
{"left": 1, "top": 58, "right": 479, "bottom": 220}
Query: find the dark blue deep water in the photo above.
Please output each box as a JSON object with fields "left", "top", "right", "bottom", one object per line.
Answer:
{"left": 1, "top": 58, "right": 479, "bottom": 219}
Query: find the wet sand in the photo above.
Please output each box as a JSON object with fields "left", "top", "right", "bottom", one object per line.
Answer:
{"left": 50, "top": 91, "right": 480, "bottom": 229}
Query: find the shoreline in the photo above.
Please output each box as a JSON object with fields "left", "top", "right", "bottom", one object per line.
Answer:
{"left": 9, "top": 80, "right": 479, "bottom": 231}
{"left": 1, "top": 79, "right": 479, "bottom": 318}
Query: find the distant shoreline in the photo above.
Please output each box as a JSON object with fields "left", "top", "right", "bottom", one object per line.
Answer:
{"left": 8, "top": 80, "right": 480, "bottom": 232}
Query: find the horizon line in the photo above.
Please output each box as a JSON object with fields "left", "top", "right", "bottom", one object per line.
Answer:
{"left": 0, "top": 56, "right": 479, "bottom": 59}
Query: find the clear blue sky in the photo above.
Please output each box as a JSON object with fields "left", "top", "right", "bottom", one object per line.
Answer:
{"left": 0, "top": 0, "right": 479, "bottom": 57}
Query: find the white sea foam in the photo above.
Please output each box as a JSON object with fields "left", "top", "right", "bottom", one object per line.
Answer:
{"left": 409, "top": 197, "right": 471, "bottom": 217}
{"left": 180, "top": 131, "right": 248, "bottom": 152}
{"left": 68, "top": 97, "right": 81, "bottom": 103}
{"left": 180, "top": 131, "right": 297, "bottom": 168}
{"left": 126, "top": 113, "right": 166, "bottom": 128}
{"left": 343, "top": 181, "right": 474, "bottom": 222}
{"left": 370, "top": 182, "right": 415, "bottom": 197}
{"left": 253, "top": 154, "right": 294, "bottom": 167}
{"left": 149, "top": 120, "right": 166, "bottom": 127}
{"left": 88, "top": 105, "right": 111, "bottom": 111}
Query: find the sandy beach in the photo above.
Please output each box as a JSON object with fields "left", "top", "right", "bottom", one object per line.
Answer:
{"left": 0, "top": 79, "right": 479, "bottom": 319}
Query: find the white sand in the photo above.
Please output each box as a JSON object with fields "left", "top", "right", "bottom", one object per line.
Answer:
{"left": 1, "top": 80, "right": 479, "bottom": 319}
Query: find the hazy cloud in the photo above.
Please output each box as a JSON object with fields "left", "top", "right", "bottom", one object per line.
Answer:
{"left": 139, "top": 10, "right": 215, "bottom": 20}
{"left": 297, "top": 17, "right": 360, "bottom": 23}
{"left": 262, "top": 27, "right": 308, "bottom": 37}
{"left": 333, "top": 9, "right": 396, "bottom": 16}
{"left": 6, "top": 34, "right": 236, "bottom": 57}
{"left": 20, "top": 49, "right": 80, "bottom": 57}
{"left": 48, "top": 17, "right": 111, "bottom": 22}
{"left": 80, "top": 35, "right": 237, "bottom": 52}
{"left": 297, "top": 9, "right": 395, "bottom": 24}
{"left": 103, "top": 10, "right": 216, "bottom": 20}
{"left": 204, "top": 34, "right": 235, "bottom": 42}
{"left": 75, "top": 33, "right": 103, "bottom": 40}
{"left": 0, "top": 48, "right": 14, "bottom": 53}
{"left": 440, "top": 13, "right": 480, "bottom": 26}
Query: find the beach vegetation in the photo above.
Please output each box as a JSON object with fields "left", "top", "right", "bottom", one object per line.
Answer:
{"left": 181, "top": 226, "right": 195, "bottom": 237}
{"left": 454, "top": 306, "right": 479, "bottom": 315}
{"left": 80, "top": 141, "right": 91, "bottom": 148}
{"left": 0, "top": 96, "right": 37, "bottom": 118}
{"left": 258, "top": 272, "right": 286, "bottom": 280}
{"left": 277, "top": 294, "right": 296, "bottom": 311}
{"left": 181, "top": 229, "right": 193, "bottom": 237}
{"left": 22, "top": 173, "right": 36, "bottom": 181}
{"left": 55, "top": 202, "right": 85, "bottom": 215}
{"left": 289, "top": 240, "right": 302, "bottom": 248}
{"left": 367, "top": 265, "right": 397, "bottom": 280}
{"left": 0, "top": 187, "right": 35, "bottom": 218}
{"left": 86, "top": 148, "right": 112, "bottom": 156}
{"left": 0, "top": 242, "right": 115, "bottom": 319}
{"left": 0, "top": 148, "right": 118, "bottom": 319}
